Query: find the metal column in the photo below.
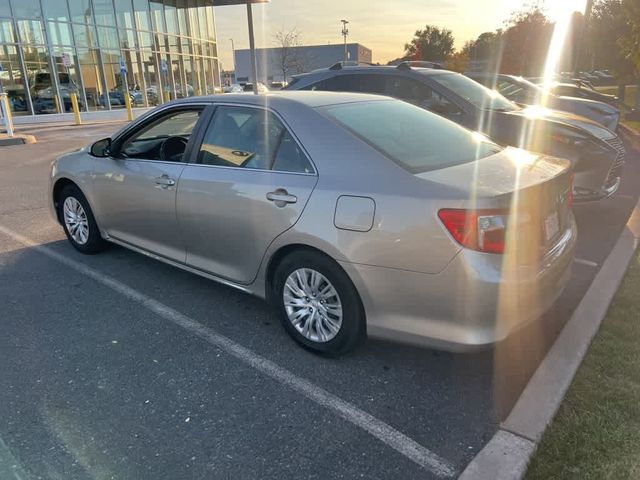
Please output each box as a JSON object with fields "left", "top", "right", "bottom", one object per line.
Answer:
{"left": 246, "top": 1, "right": 259, "bottom": 94}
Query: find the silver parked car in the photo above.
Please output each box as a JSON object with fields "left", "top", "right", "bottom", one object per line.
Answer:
{"left": 49, "top": 92, "right": 576, "bottom": 354}
{"left": 467, "top": 73, "right": 621, "bottom": 131}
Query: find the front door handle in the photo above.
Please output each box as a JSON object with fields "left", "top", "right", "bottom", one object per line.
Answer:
{"left": 266, "top": 189, "right": 297, "bottom": 207}
{"left": 155, "top": 175, "right": 176, "bottom": 188}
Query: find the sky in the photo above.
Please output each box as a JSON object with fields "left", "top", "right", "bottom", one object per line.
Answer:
{"left": 213, "top": 0, "right": 587, "bottom": 70}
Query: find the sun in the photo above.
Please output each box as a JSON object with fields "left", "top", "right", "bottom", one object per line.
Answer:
{"left": 543, "top": 0, "right": 588, "bottom": 23}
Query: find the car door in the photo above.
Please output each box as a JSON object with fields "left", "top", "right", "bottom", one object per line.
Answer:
{"left": 91, "top": 106, "right": 205, "bottom": 262}
{"left": 177, "top": 104, "right": 318, "bottom": 284}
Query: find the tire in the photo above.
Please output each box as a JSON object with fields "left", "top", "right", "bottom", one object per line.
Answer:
{"left": 273, "top": 250, "right": 365, "bottom": 355}
{"left": 57, "top": 184, "right": 108, "bottom": 254}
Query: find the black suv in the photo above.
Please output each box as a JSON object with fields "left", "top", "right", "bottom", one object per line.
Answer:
{"left": 286, "top": 63, "right": 625, "bottom": 201}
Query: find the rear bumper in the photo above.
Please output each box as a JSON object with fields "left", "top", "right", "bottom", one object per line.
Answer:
{"left": 340, "top": 219, "right": 577, "bottom": 352}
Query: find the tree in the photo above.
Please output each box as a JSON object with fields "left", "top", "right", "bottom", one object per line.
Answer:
{"left": 461, "top": 31, "right": 503, "bottom": 72}
{"left": 620, "top": 0, "right": 640, "bottom": 108}
{"left": 461, "top": 6, "right": 554, "bottom": 76}
{"left": 445, "top": 50, "right": 470, "bottom": 72}
{"left": 620, "top": 0, "right": 640, "bottom": 74}
{"left": 272, "top": 27, "right": 305, "bottom": 82}
{"left": 499, "top": 6, "right": 554, "bottom": 76}
{"left": 403, "top": 25, "right": 455, "bottom": 62}
{"left": 588, "top": 0, "right": 633, "bottom": 80}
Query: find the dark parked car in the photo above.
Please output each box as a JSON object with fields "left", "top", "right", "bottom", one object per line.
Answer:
{"left": 286, "top": 64, "right": 625, "bottom": 201}
{"left": 99, "top": 90, "right": 138, "bottom": 108}
{"left": 32, "top": 87, "right": 84, "bottom": 114}
{"left": 99, "top": 91, "right": 125, "bottom": 108}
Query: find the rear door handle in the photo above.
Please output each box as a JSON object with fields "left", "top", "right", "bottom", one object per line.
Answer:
{"left": 155, "top": 175, "right": 176, "bottom": 188}
{"left": 266, "top": 189, "right": 297, "bottom": 206}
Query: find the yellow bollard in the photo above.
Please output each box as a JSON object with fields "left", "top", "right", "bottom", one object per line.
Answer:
{"left": 124, "top": 92, "right": 134, "bottom": 121}
{"left": 70, "top": 93, "right": 82, "bottom": 125}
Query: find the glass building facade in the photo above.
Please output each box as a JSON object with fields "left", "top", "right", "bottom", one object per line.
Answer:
{"left": 0, "top": 0, "right": 220, "bottom": 116}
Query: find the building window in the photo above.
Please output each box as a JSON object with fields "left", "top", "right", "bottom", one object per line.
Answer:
{"left": 0, "top": 0, "right": 220, "bottom": 117}
{"left": 42, "top": 2, "right": 70, "bottom": 22}
{"left": 0, "top": 43, "right": 29, "bottom": 115}
{"left": 77, "top": 47, "right": 106, "bottom": 111}
{"left": 165, "top": 4, "right": 178, "bottom": 35}
{"left": 48, "top": 22, "right": 74, "bottom": 47}
{"left": 132, "top": 0, "right": 151, "bottom": 31}
{"left": 68, "top": 0, "right": 93, "bottom": 24}
{"left": 0, "top": 0, "right": 11, "bottom": 18}
{"left": 150, "top": 1, "right": 165, "bottom": 33}
{"left": 93, "top": 0, "right": 117, "bottom": 26}
{"left": 9, "top": 0, "right": 39, "bottom": 19}
{"left": 0, "top": 17, "right": 15, "bottom": 44}
{"left": 17, "top": 20, "right": 45, "bottom": 45}
{"left": 73, "top": 23, "right": 98, "bottom": 48}
{"left": 97, "top": 26, "right": 119, "bottom": 50}
{"left": 115, "top": 0, "right": 135, "bottom": 29}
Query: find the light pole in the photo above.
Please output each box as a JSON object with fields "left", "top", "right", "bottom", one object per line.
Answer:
{"left": 341, "top": 19, "right": 349, "bottom": 62}
{"left": 229, "top": 38, "right": 236, "bottom": 85}
{"left": 246, "top": 1, "right": 259, "bottom": 94}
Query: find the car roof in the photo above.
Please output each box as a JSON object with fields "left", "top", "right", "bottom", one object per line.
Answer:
{"left": 173, "top": 90, "right": 391, "bottom": 108}
{"left": 298, "top": 64, "right": 454, "bottom": 78}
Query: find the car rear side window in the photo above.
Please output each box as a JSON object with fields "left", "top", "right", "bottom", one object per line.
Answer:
{"left": 198, "top": 106, "right": 314, "bottom": 173}
{"left": 319, "top": 100, "right": 502, "bottom": 173}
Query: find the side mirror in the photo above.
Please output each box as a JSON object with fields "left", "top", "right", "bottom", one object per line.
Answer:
{"left": 90, "top": 137, "right": 111, "bottom": 157}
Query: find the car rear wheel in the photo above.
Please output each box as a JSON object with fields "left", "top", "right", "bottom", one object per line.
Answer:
{"left": 273, "top": 251, "right": 365, "bottom": 355}
{"left": 58, "top": 184, "right": 107, "bottom": 254}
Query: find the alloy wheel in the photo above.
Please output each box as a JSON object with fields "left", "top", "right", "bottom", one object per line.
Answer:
{"left": 63, "top": 196, "right": 89, "bottom": 245}
{"left": 283, "top": 268, "right": 343, "bottom": 343}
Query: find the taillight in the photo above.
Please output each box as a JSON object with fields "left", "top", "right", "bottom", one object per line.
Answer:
{"left": 438, "top": 209, "right": 510, "bottom": 254}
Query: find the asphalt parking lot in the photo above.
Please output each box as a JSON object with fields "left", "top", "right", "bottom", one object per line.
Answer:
{"left": 1, "top": 122, "right": 639, "bottom": 479}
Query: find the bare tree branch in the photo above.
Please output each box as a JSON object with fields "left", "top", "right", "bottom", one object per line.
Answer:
{"left": 272, "top": 27, "right": 304, "bottom": 82}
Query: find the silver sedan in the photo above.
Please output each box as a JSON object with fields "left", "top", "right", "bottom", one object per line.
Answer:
{"left": 49, "top": 92, "right": 577, "bottom": 354}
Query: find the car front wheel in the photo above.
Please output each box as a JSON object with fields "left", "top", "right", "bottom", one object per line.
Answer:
{"left": 273, "top": 251, "right": 365, "bottom": 355}
{"left": 58, "top": 184, "right": 107, "bottom": 254}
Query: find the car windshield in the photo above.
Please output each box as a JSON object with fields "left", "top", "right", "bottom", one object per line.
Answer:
{"left": 427, "top": 72, "right": 519, "bottom": 112}
{"left": 511, "top": 76, "right": 550, "bottom": 95}
{"left": 319, "top": 99, "right": 502, "bottom": 174}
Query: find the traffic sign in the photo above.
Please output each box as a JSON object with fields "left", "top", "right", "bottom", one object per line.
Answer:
{"left": 62, "top": 53, "right": 72, "bottom": 68}
{"left": 160, "top": 59, "right": 168, "bottom": 73}
{"left": 119, "top": 58, "right": 127, "bottom": 74}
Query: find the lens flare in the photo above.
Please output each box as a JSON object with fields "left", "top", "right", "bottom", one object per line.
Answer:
{"left": 541, "top": 0, "right": 587, "bottom": 95}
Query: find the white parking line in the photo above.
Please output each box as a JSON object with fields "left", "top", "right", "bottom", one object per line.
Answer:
{"left": 0, "top": 225, "right": 457, "bottom": 478}
{"left": 574, "top": 258, "right": 599, "bottom": 268}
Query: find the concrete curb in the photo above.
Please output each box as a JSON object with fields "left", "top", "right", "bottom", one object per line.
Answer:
{"left": 0, "top": 134, "right": 36, "bottom": 146}
{"left": 459, "top": 197, "right": 640, "bottom": 480}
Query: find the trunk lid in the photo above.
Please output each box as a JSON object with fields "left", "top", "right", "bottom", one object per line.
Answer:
{"left": 418, "top": 147, "right": 573, "bottom": 259}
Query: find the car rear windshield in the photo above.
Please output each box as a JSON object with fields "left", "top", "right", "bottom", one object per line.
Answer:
{"left": 428, "top": 72, "right": 519, "bottom": 112}
{"left": 319, "top": 100, "right": 502, "bottom": 173}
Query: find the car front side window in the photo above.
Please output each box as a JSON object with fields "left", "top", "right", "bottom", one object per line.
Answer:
{"left": 118, "top": 109, "right": 202, "bottom": 162}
